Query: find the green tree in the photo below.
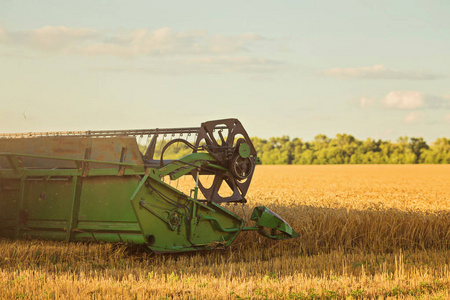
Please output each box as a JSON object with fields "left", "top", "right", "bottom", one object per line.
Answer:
{"left": 409, "top": 137, "right": 429, "bottom": 163}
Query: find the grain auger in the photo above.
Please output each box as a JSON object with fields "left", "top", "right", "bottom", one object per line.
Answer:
{"left": 0, "top": 119, "right": 298, "bottom": 253}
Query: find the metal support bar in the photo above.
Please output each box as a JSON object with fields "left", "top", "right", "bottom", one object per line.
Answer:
{"left": 0, "top": 152, "right": 139, "bottom": 167}
{"left": 14, "top": 176, "right": 26, "bottom": 239}
{"left": 0, "top": 126, "right": 226, "bottom": 139}
{"left": 6, "top": 156, "right": 23, "bottom": 172}
{"left": 197, "top": 214, "right": 240, "bottom": 233}
{"left": 81, "top": 146, "right": 91, "bottom": 177}
{"left": 144, "top": 134, "right": 158, "bottom": 161}
{"left": 66, "top": 176, "right": 82, "bottom": 242}
{"left": 117, "top": 147, "right": 127, "bottom": 176}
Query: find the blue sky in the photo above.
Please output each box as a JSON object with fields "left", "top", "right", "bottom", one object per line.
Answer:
{"left": 0, "top": 0, "right": 449, "bottom": 142}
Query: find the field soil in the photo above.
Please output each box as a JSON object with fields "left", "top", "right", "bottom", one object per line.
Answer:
{"left": 1, "top": 165, "right": 449, "bottom": 299}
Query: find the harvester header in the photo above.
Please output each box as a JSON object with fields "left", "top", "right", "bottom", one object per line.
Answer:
{"left": 0, "top": 119, "right": 298, "bottom": 253}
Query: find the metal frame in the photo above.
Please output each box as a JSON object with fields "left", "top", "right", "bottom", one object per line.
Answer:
{"left": 0, "top": 126, "right": 227, "bottom": 139}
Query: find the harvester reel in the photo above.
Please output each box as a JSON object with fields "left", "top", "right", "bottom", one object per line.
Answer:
{"left": 193, "top": 119, "right": 257, "bottom": 203}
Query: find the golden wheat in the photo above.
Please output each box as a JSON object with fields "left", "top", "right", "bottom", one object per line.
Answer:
{"left": 1, "top": 165, "right": 449, "bottom": 299}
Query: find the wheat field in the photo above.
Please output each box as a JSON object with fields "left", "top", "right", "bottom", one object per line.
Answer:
{"left": 1, "top": 165, "right": 450, "bottom": 299}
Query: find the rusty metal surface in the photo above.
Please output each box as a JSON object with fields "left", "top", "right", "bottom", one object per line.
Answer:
{"left": 0, "top": 137, "right": 143, "bottom": 169}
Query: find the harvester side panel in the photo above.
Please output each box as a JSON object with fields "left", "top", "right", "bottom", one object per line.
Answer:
{"left": 0, "top": 179, "right": 21, "bottom": 238}
{"left": 0, "top": 175, "right": 145, "bottom": 244}
{"left": 130, "top": 176, "right": 245, "bottom": 252}
{"left": 0, "top": 136, "right": 143, "bottom": 169}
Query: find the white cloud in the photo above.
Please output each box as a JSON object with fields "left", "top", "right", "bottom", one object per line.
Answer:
{"left": 0, "top": 25, "right": 277, "bottom": 74}
{"left": 359, "top": 97, "right": 375, "bottom": 108}
{"left": 446, "top": 114, "right": 450, "bottom": 123}
{"left": 323, "top": 65, "right": 442, "bottom": 80}
{"left": 382, "top": 91, "right": 424, "bottom": 109}
{"left": 358, "top": 91, "right": 450, "bottom": 110}
{"left": 187, "top": 56, "right": 274, "bottom": 66}
{"left": 75, "top": 27, "right": 206, "bottom": 56}
{"left": 31, "top": 26, "right": 98, "bottom": 51}
{"left": 1, "top": 26, "right": 98, "bottom": 53}
{"left": 0, "top": 26, "right": 264, "bottom": 57}
{"left": 379, "top": 91, "right": 450, "bottom": 110}
{"left": 206, "top": 33, "right": 262, "bottom": 53}
{"left": 185, "top": 56, "right": 282, "bottom": 73}
{"left": 403, "top": 111, "right": 425, "bottom": 124}
{"left": 91, "top": 55, "right": 283, "bottom": 75}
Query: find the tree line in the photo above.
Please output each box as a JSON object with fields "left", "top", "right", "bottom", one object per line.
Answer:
{"left": 142, "top": 135, "right": 450, "bottom": 164}
{"left": 251, "top": 135, "right": 450, "bottom": 165}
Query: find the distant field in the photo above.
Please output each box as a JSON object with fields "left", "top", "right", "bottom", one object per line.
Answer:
{"left": 1, "top": 165, "right": 449, "bottom": 299}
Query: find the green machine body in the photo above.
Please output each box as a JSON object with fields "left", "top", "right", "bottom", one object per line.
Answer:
{"left": 0, "top": 119, "right": 298, "bottom": 253}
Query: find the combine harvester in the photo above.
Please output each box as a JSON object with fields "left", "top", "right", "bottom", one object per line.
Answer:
{"left": 0, "top": 119, "right": 298, "bottom": 253}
